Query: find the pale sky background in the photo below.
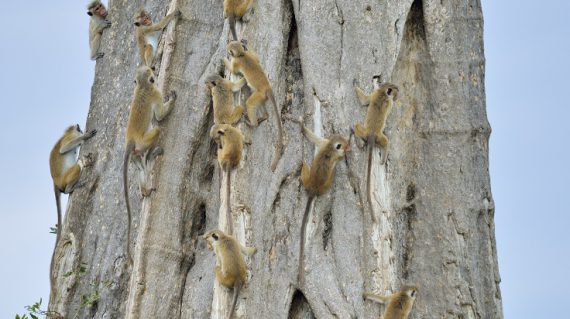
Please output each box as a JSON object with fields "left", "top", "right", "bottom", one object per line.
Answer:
{"left": 0, "top": 1, "right": 568, "bottom": 318}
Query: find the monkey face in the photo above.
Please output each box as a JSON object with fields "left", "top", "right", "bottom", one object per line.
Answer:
{"left": 227, "top": 41, "right": 246, "bottom": 57}
{"left": 403, "top": 285, "right": 419, "bottom": 299}
{"left": 328, "top": 136, "right": 351, "bottom": 158}
{"left": 88, "top": 3, "right": 107, "bottom": 17}
{"left": 205, "top": 75, "right": 223, "bottom": 90}
{"left": 134, "top": 11, "right": 152, "bottom": 26}
{"left": 378, "top": 83, "right": 399, "bottom": 101}
{"left": 135, "top": 66, "right": 155, "bottom": 87}
{"left": 203, "top": 230, "right": 223, "bottom": 250}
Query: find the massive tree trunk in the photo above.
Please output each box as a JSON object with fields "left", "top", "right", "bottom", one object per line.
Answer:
{"left": 49, "top": 0, "right": 502, "bottom": 318}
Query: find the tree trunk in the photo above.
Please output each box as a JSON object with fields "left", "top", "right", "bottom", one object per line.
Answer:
{"left": 49, "top": 0, "right": 502, "bottom": 318}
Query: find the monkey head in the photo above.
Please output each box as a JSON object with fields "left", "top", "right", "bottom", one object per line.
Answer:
{"left": 326, "top": 135, "right": 351, "bottom": 159}
{"left": 205, "top": 74, "right": 224, "bottom": 90}
{"left": 134, "top": 65, "right": 156, "bottom": 87}
{"left": 65, "top": 124, "right": 83, "bottom": 135}
{"left": 87, "top": 1, "right": 108, "bottom": 17}
{"left": 401, "top": 285, "right": 419, "bottom": 299}
{"left": 377, "top": 83, "right": 399, "bottom": 102}
{"left": 209, "top": 124, "right": 233, "bottom": 145}
{"left": 227, "top": 41, "right": 247, "bottom": 57}
{"left": 134, "top": 9, "right": 152, "bottom": 27}
{"left": 203, "top": 230, "right": 225, "bottom": 251}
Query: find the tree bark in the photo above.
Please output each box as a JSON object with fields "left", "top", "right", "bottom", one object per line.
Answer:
{"left": 49, "top": 0, "right": 502, "bottom": 318}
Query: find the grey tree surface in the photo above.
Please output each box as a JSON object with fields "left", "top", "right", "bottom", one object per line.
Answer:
{"left": 49, "top": 0, "right": 502, "bottom": 318}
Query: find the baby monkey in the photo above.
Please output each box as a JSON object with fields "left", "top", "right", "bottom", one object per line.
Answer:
{"left": 353, "top": 77, "right": 399, "bottom": 222}
{"left": 224, "top": 41, "right": 284, "bottom": 171}
{"left": 203, "top": 230, "right": 256, "bottom": 319}
{"left": 123, "top": 65, "right": 176, "bottom": 265}
{"left": 87, "top": 0, "right": 111, "bottom": 60}
{"left": 134, "top": 7, "right": 181, "bottom": 66}
{"left": 223, "top": 0, "right": 254, "bottom": 41}
{"left": 364, "top": 285, "right": 418, "bottom": 319}
{"left": 205, "top": 74, "right": 246, "bottom": 125}
{"left": 210, "top": 124, "right": 244, "bottom": 235}
{"left": 50, "top": 125, "right": 96, "bottom": 242}
{"left": 297, "top": 119, "right": 350, "bottom": 285}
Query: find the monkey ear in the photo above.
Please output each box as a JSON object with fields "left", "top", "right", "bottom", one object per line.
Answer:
{"left": 212, "top": 233, "right": 219, "bottom": 240}
{"left": 150, "top": 77, "right": 155, "bottom": 84}
{"left": 218, "top": 130, "right": 225, "bottom": 136}
{"left": 386, "top": 88, "right": 393, "bottom": 96}
{"left": 87, "top": 11, "right": 93, "bottom": 16}
{"left": 134, "top": 22, "right": 141, "bottom": 26}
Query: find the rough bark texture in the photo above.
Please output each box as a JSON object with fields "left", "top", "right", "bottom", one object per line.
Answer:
{"left": 49, "top": 0, "right": 502, "bottom": 318}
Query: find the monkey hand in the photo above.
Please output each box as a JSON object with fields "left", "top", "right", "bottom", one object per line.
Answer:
{"left": 169, "top": 90, "right": 177, "bottom": 102}
{"left": 352, "top": 78, "right": 358, "bottom": 87}
{"left": 105, "top": 20, "right": 112, "bottom": 27}
{"left": 87, "top": 129, "right": 97, "bottom": 139}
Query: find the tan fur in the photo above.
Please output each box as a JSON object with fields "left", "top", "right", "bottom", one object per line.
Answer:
{"left": 49, "top": 124, "right": 95, "bottom": 302}
{"left": 203, "top": 230, "right": 256, "bottom": 319}
{"left": 353, "top": 79, "right": 399, "bottom": 223}
{"left": 223, "top": 0, "right": 254, "bottom": 40}
{"left": 224, "top": 41, "right": 284, "bottom": 171}
{"left": 123, "top": 65, "right": 176, "bottom": 266}
{"left": 364, "top": 285, "right": 418, "bottom": 319}
{"left": 210, "top": 124, "right": 244, "bottom": 236}
{"left": 134, "top": 8, "right": 180, "bottom": 66}
{"left": 205, "top": 74, "right": 246, "bottom": 125}
{"left": 49, "top": 125, "right": 96, "bottom": 242}
{"left": 297, "top": 121, "right": 350, "bottom": 285}
{"left": 87, "top": 1, "right": 111, "bottom": 60}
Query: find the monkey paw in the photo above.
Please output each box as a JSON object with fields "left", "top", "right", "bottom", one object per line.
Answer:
{"left": 94, "top": 52, "right": 105, "bottom": 60}
{"left": 169, "top": 90, "right": 177, "bottom": 101}
{"left": 88, "top": 129, "right": 97, "bottom": 138}
{"left": 105, "top": 20, "right": 112, "bottom": 27}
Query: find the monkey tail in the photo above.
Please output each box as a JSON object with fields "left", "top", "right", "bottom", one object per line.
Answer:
{"left": 268, "top": 90, "right": 284, "bottom": 172}
{"left": 228, "top": 14, "right": 238, "bottom": 41}
{"left": 228, "top": 280, "right": 242, "bottom": 319}
{"left": 225, "top": 166, "right": 234, "bottom": 236}
{"left": 54, "top": 185, "right": 62, "bottom": 244}
{"left": 298, "top": 196, "right": 315, "bottom": 286}
{"left": 367, "top": 135, "right": 377, "bottom": 223}
{"left": 123, "top": 142, "right": 134, "bottom": 266}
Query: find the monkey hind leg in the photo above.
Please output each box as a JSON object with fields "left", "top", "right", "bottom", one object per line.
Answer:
{"left": 300, "top": 162, "right": 311, "bottom": 188}
{"left": 215, "top": 266, "right": 235, "bottom": 288}
{"left": 355, "top": 123, "right": 369, "bottom": 140}
{"left": 90, "top": 34, "right": 103, "bottom": 60}
{"left": 229, "top": 105, "right": 244, "bottom": 125}
{"left": 63, "top": 164, "right": 82, "bottom": 194}
{"left": 376, "top": 133, "right": 389, "bottom": 164}
{"left": 144, "top": 44, "right": 154, "bottom": 66}
{"left": 245, "top": 92, "right": 267, "bottom": 127}
{"left": 136, "top": 128, "right": 161, "bottom": 154}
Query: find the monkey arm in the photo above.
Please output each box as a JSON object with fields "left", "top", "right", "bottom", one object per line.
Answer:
{"left": 239, "top": 243, "right": 256, "bottom": 256}
{"left": 144, "top": 9, "right": 180, "bottom": 33}
{"left": 154, "top": 91, "right": 176, "bottom": 121}
{"left": 59, "top": 131, "right": 96, "bottom": 154}
{"left": 354, "top": 85, "right": 371, "bottom": 106}
{"left": 231, "top": 78, "right": 247, "bottom": 92}
{"left": 223, "top": 58, "right": 235, "bottom": 74}
{"left": 301, "top": 124, "right": 328, "bottom": 149}
{"left": 363, "top": 292, "right": 392, "bottom": 304}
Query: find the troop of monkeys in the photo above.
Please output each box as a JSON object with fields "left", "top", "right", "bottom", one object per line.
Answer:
{"left": 48, "top": 1, "right": 418, "bottom": 318}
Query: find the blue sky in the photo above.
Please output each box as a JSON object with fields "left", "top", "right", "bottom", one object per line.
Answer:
{"left": 0, "top": 1, "right": 568, "bottom": 318}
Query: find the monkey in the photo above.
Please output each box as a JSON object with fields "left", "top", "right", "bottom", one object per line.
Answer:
{"left": 296, "top": 119, "right": 350, "bottom": 285}
{"left": 203, "top": 229, "right": 256, "bottom": 319}
{"left": 224, "top": 41, "right": 284, "bottom": 171}
{"left": 49, "top": 125, "right": 97, "bottom": 243}
{"left": 205, "top": 74, "right": 246, "bottom": 125}
{"left": 353, "top": 77, "right": 399, "bottom": 223}
{"left": 223, "top": 0, "right": 254, "bottom": 41}
{"left": 134, "top": 7, "right": 181, "bottom": 67}
{"left": 210, "top": 124, "right": 244, "bottom": 236}
{"left": 87, "top": 0, "right": 111, "bottom": 60}
{"left": 364, "top": 285, "right": 418, "bottom": 319}
{"left": 123, "top": 65, "right": 176, "bottom": 266}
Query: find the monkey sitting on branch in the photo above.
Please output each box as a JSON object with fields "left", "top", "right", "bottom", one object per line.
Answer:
{"left": 87, "top": 0, "right": 111, "bottom": 60}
